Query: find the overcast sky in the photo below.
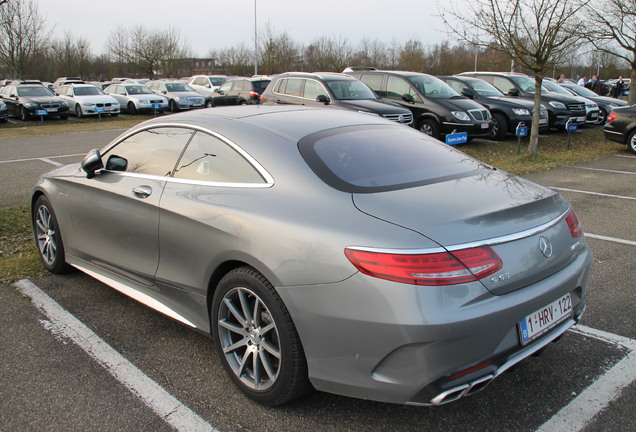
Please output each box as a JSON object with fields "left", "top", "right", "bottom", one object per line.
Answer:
{"left": 37, "top": 0, "right": 457, "bottom": 58}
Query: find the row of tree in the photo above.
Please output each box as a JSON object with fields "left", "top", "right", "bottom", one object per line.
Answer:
{"left": 0, "top": 0, "right": 634, "bottom": 157}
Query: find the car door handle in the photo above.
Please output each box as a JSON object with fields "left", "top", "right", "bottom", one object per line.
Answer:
{"left": 132, "top": 186, "right": 152, "bottom": 198}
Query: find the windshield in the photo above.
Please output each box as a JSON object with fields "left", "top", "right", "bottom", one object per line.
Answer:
{"left": 509, "top": 76, "right": 549, "bottom": 93}
{"left": 74, "top": 86, "right": 103, "bottom": 96}
{"left": 17, "top": 86, "right": 53, "bottom": 97}
{"left": 470, "top": 80, "right": 504, "bottom": 97}
{"left": 125, "top": 85, "right": 154, "bottom": 95}
{"left": 165, "top": 83, "right": 195, "bottom": 92}
{"left": 326, "top": 80, "right": 377, "bottom": 100}
{"left": 407, "top": 75, "right": 461, "bottom": 99}
{"left": 564, "top": 84, "right": 598, "bottom": 98}
{"left": 542, "top": 80, "right": 573, "bottom": 96}
{"left": 208, "top": 77, "right": 228, "bottom": 86}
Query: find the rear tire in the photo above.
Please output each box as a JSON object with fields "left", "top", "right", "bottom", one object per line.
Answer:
{"left": 211, "top": 266, "right": 310, "bottom": 406}
{"left": 33, "top": 195, "right": 71, "bottom": 274}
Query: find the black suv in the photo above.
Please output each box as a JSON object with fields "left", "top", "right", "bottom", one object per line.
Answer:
{"left": 260, "top": 72, "right": 413, "bottom": 126}
{"left": 439, "top": 75, "right": 549, "bottom": 140}
{"left": 345, "top": 69, "right": 493, "bottom": 140}
{"left": 0, "top": 82, "right": 70, "bottom": 121}
{"left": 458, "top": 72, "right": 586, "bottom": 130}
{"left": 217, "top": 77, "right": 271, "bottom": 105}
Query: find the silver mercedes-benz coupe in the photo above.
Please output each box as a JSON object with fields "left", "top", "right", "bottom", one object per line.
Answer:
{"left": 32, "top": 105, "right": 591, "bottom": 406}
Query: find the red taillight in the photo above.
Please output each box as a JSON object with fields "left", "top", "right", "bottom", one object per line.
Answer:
{"left": 259, "top": 94, "right": 264, "bottom": 101}
{"left": 344, "top": 246, "right": 503, "bottom": 286}
{"left": 250, "top": 91, "right": 259, "bottom": 98}
{"left": 606, "top": 112, "right": 619, "bottom": 123}
{"left": 566, "top": 210, "right": 583, "bottom": 238}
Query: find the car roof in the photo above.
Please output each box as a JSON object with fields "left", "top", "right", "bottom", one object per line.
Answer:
{"left": 132, "top": 105, "right": 400, "bottom": 143}
{"left": 276, "top": 72, "right": 357, "bottom": 81}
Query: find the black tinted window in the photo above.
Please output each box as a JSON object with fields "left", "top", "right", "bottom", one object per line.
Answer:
{"left": 299, "top": 125, "right": 481, "bottom": 193}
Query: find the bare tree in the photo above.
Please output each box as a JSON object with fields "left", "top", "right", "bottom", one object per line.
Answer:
{"left": 442, "top": 0, "right": 584, "bottom": 157}
{"left": 259, "top": 25, "right": 300, "bottom": 75}
{"left": 106, "top": 25, "right": 190, "bottom": 78}
{"left": 213, "top": 44, "right": 254, "bottom": 76}
{"left": 50, "top": 32, "right": 91, "bottom": 78}
{"left": 0, "top": 0, "right": 51, "bottom": 78}
{"left": 580, "top": 0, "right": 636, "bottom": 104}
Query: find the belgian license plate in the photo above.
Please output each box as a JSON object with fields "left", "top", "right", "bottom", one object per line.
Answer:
{"left": 519, "top": 293, "right": 572, "bottom": 345}
{"left": 481, "top": 123, "right": 489, "bottom": 129}
{"left": 576, "top": 116, "right": 586, "bottom": 122}
{"left": 48, "top": 107, "right": 58, "bottom": 112}
{"left": 539, "top": 118, "right": 548, "bottom": 125}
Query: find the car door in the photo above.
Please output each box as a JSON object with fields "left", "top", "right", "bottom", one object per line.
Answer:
{"left": 66, "top": 127, "right": 194, "bottom": 286}
{"left": 1, "top": 85, "right": 19, "bottom": 116}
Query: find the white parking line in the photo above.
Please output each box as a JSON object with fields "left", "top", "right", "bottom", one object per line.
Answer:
{"left": 586, "top": 233, "right": 636, "bottom": 247}
{"left": 571, "top": 166, "right": 636, "bottom": 175}
{"left": 536, "top": 325, "right": 636, "bottom": 432}
{"left": 13, "top": 279, "right": 218, "bottom": 432}
{"left": 13, "top": 279, "right": 636, "bottom": 432}
{"left": 550, "top": 187, "right": 636, "bottom": 201}
{"left": 0, "top": 154, "right": 86, "bottom": 165}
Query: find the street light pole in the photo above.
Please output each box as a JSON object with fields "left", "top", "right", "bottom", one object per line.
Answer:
{"left": 254, "top": 0, "right": 258, "bottom": 76}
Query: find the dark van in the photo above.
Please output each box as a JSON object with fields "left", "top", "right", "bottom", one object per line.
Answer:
{"left": 345, "top": 68, "right": 493, "bottom": 140}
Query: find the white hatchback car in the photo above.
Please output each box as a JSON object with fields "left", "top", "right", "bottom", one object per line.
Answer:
{"left": 56, "top": 84, "right": 121, "bottom": 117}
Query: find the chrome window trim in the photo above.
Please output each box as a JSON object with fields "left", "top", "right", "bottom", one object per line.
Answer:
{"left": 348, "top": 208, "right": 570, "bottom": 253}
{"left": 100, "top": 122, "right": 275, "bottom": 186}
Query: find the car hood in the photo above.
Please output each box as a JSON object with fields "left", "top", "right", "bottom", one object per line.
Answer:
{"left": 168, "top": 91, "right": 203, "bottom": 98}
{"left": 352, "top": 168, "right": 581, "bottom": 294}
{"left": 21, "top": 96, "right": 64, "bottom": 104}
{"left": 75, "top": 95, "right": 119, "bottom": 104}
{"left": 435, "top": 97, "right": 487, "bottom": 111}
{"left": 338, "top": 99, "right": 411, "bottom": 115}
{"left": 485, "top": 95, "right": 536, "bottom": 110}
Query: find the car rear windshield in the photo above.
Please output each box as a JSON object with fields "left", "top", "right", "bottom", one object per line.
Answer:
{"left": 298, "top": 125, "right": 483, "bottom": 193}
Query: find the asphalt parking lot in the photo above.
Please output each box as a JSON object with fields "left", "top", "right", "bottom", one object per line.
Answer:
{"left": 1, "top": 128, "right": 634, "bottom": 431}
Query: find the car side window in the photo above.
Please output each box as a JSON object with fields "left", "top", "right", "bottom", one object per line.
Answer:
{"left": 386, "top": 76, "right": 419, "bottom": 101}
{"left": 491, "top": 77, "right": 513, "bottom": 94}
{"left": 278, "top": 78, "right": 303, "bottom": 97}
{"left": 173, "top": 131, "right": 265, "bottom": 184}
{"left": 303, "top": 79, "right": 327, "bottom": 99}
{"left": 359, "top": 74, "right": 384, "bottom": 95}
{"left": 103, "top": 127, "right": 194, "bottom": 176}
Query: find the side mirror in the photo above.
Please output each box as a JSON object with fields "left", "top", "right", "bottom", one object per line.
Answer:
{"left": 81, "top": 149, "right": 104, "bottom": 179}
{"left": 316, "top": 94, "right": 330, "bottom": 104}
{"left": 401, "top": 93, "right": 415, "bottom": 103}
{"left": 461, "top": 88, "right": 475, "bottom": 99}
{"left": 507, "top": 88, "right": 520, "bottom": 96}
{"left": 105, "top": 155, "right": 127, "bottom": 171}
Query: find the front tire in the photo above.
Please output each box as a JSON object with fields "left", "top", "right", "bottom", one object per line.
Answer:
{"left": 20, "top": 106, "right": 30, "bottom": 121}
{"left": 491, "top": 113, "right": 508, "bottom": 141}
{"left": 33, "top": 195, "right": 70, "bottom": 274}
{"left": 169, "top": 100, "right": 179, "bottom": 113}
{"left": 211, "top": 267, "right": 310, "bottom": 406}
{"left": 75, "top": 105, "right": 83, "bottom": 118}
{"left": 418, "top": 118, "right": 440, "bottom": 140}
{"left": 127, "top": 102, "right": 137, "bottom": 115}
{"left": 627, "top": 130, "right": 636, "bottom": 154}
{"left": 205, "top": 99, "right": 215, "bottom": 108}
{"left": 596, "top": 108, "right": 607, "bottom": 125}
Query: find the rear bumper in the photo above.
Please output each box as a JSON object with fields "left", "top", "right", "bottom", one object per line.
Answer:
{"left": 278, "top": 246, "right": 592, "bottom": 405}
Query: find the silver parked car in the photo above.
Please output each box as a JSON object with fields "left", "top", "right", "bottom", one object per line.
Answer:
{"left": 56, "top": 84, "right": 121, "bottom": 117}
{"left": 32, "top": 106, "right": 591, "bottom": 407}
{"left": 103, "top": 83, "right": 168, "bottom": 114}
{"left": 145, "top": 81, "right": 205, "bottom": 112}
